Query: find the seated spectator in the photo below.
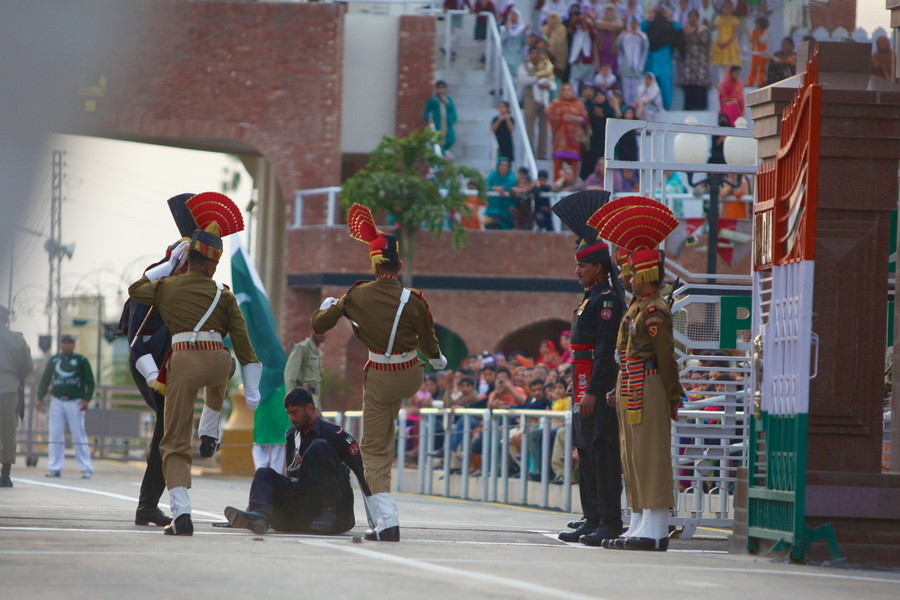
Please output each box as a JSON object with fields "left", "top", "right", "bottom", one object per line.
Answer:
{"left": 719, "top": 172, "right": 751, "bottom": 219}
{"left": 444, "top": 375, "right": 481, "bottom": 408}
{"left": 535, "top": 339, "right": 562, "bottom": 369}
{"left": 484, "top": 157, "right": 518, "bottom": 229}
{"left": 872, "top": 35, "right": 893, "bottom": 80}
{"left": 487, "top": 367, "right": 527, "bottom": 409}
{"left": 613, "top": 167, "right": 639, "bottom": 193}
{"left": 635, "top": 72, "right": 664, "bottom": 121}
{"left": 460, "top": 180, "right": 487, "bottom": 230}
{"left": 613, "top": 103, "right": 638, "bottom": 161}
{"left": 717, "top": 65, "right": 745, "bottom": 126}
{"left": 765, "top": 37, "right": 796, "bottom": 86}
{"left": 477, "top": 363, "right": 497, "bottom": 397}
{"left": 580, "top": 156, "right": 606, "bottom": 190}
{"left": 559, "top": 330, "right": 571, "bottom": 363}
{"left": 510, "top": 168, "right": 536, "bottom": 230}
{"left": 593, "top": 63, "right": 618, "bottom": 98}
{"left": 532, "top": 169, "right": 554, "bottom": 231}
{"left": 553, "top": 162, "right": 583, "bottom": 192}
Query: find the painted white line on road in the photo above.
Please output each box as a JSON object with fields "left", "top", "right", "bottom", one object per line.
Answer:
{"left": 0, "top": 525, "right": 349, "bottom": 539}
{"left": 11, "top": 477, "right": 224, "bottom": 520}
{"left": 299, "top": 538, "right": 605, "bottom": 600}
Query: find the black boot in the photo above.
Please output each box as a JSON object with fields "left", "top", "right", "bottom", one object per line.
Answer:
{"left": 199, "top": 436, "right": 220, "bottom": 458}
{"left": 163, "top": 514, "right": 193, "bottom": 536}
{"left": 135, "top": 506, "right": 172, "bottom": 526}
{"left": 308, "top": 506, "right": 338, "bottom": 534}
{"left": 567, "top": 518, "right": 586, "bottom": 529}
{"left": 558, "top": 522, "right": 597, "bottom": 543}
{"left": 224, "top": 506, "right": 269, "bottom": 535}
{"left": 580, "top": 525, "right": 624, "bottom": 547}
{"left": 365, "top": 526, "right": 400, "bottom": 542}
{"left": 0, "top": 463, "right": 11, "bottom": 488}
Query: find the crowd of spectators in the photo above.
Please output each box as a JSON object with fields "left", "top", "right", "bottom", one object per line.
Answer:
{"left": 400, "top": 336, "right": 748, "bottom": 483}
{"left": 401, "top": 332, "right": 575, "bottom": 479}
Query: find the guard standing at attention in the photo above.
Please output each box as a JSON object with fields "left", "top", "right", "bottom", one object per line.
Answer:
{"left": 0, "top": 305, "right": 33, "bottom": 487}
{"left": 36, "top": 334, "right": 95, "bottom": 479}
{"left": 310, "top": 203, "right": 446, "bottom": 542}
{"left": 589, "top": 196, "right": 683, "bottom": 552}
{"left": 129, "top": 193, "right": 262, "bottom": 536}
{"left": 551, "top": 191, "right": 626, "bottom": 546}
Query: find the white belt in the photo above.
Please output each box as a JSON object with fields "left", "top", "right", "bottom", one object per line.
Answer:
{"left": 367, "top": 350, "right": 417, "bottom": 364}
{"left": 172, "top": 331, "right": 223, "bottom": 344}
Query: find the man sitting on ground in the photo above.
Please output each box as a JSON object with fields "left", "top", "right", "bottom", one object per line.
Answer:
{"left": 224, "top": 387, "right": 371, "bottom": 535}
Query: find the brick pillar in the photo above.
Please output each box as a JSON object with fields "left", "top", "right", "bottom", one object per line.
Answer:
{"left": 396, "top": 15, "right": 436, "bottom": 138}
{"left": 736, "top": 41, "right": 900, "bottom": 567}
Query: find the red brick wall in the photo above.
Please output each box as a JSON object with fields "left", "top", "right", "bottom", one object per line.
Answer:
{"left": 396, "top": 15, "right": 436, "bottom": 137}
{"left": 88, "top": 0, "right": 344, "bottom": 226}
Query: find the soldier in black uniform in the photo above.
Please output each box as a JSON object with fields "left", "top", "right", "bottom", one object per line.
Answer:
{"left": 552, "top": 191, "right": 626, "bottom": 546}
{"left": 224, "top": 387, "right": 371, "bottom": 535}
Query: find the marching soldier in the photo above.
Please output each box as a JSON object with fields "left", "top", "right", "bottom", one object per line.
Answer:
{"left": 129, "top": 200, "right": 262, "bottom": 536}
{"left": 310, "top": 203, "right": 446, "bottom": 542}
{"left": 589, "top": 196, "right": 683, "bottom": 551}
{"left": 552, "top": 192, "right": 626, "bottom": 546}
{"left": 0, "top": 305, "right": 33, "bottom": 487}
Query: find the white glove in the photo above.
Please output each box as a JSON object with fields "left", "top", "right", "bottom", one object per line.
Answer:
{"left": 242, "top": 362, "right": 263, "bottom": 410}
{"left": 319, "top": 297, "right": 339, "bottom": 310}
{"left": 429, "top": 352, "right": 448, "bottom": 370}
{"left": 145, "top": 240, "right": 189, "bottom": 281}
{"left": 135, "top": 354, "right": 159, "bottom": 385}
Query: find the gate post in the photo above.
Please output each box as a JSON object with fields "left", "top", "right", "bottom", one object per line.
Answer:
{"left": 735, "top": 41, "right": 900, "bottom": 567}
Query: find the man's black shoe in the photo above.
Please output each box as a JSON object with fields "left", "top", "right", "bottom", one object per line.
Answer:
{"left": 621, "top": 537, "right": 669, "bottom": 552}
{"left": 364, "top": 526, "right": 400, "bottom": 542}
{"left": 163, "top": 514, "right": 193, "bottom": 536}
{"left": 308, "top": 507, "right": 338, "bottom": 534}
{"left": 199, "top": 435, "right": 220, "bottom": 458}
{"left": 558, "top": 522, "right": 596, "bottom": 543}
{"left": 135, "top": 507, "right": 172, "bottom": 526}
{"left": 224, "top": 506, "right": 269, "bottom": 535}
{"left": 567, "top": 518, "right": 586, "bottom": 529}
{"left": 580, "top": 526, "right": 623, "bottom": 547}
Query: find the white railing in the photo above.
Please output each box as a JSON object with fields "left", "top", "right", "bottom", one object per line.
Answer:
{"left": 323, "top": 390, "right": 749, "bottom": 537}
{"left": 429, "top": 9, "right": 538, "bottom": 179}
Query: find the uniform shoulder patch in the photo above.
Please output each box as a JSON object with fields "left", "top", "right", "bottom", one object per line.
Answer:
{"left": 648, "top": 325, "right": 658, "bottom": 336}
{"left": 645, "top": 316, "right": 665, "bottom": 326}
{"left": 600, "top": 288, "right": 612, "bottom": 295}
{"left": 348, "top": 442, "right": 361, "bottom": 456}
{"left": 600, "top": 308, "right": 613, "bottom": 321}
{"left": 646, "top": 305, "right": 657, "bottom": 314}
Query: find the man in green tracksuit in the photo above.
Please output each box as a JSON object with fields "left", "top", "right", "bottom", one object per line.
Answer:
{"left": 36, "top": 335, "right": 95, "bottom": 478}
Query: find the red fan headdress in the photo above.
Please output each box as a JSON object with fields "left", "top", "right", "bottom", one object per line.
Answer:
{"left": 347, "top": 203, "right": 399, "bottom": 273}
{"left": 185, "top": 192, "right": 245, "bottom": 237}
{"left": 596, "top": 197, "right": 679, "bottom": 284}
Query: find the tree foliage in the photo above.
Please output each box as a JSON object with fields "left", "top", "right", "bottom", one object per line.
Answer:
{"left": 340, "top": 129, "right": 486, "bottom": 280}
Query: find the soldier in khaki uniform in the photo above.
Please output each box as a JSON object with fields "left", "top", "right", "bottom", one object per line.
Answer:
{"left": 589, "top": 196, "right": 683, "bottom": 551}
{"left": 311, "top": 204, "right": 446, "bottom": 542}
{"left": 129, "top": 220, "right": 261, "bottom": 536}
{"left": 284, "top": 333, "right": 325, "bottom": 407}
{"left": 0, "top": 306, "right": 33, "bottom": 487}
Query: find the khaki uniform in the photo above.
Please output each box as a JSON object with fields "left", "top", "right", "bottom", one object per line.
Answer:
{"left": 129, "top": 270, "right": 258, "bottom": 489}
{"left": 0, "top": 328, "right": 33, "bottom": 465}
{"left": 311, "top": 276, "right": 440, "bottom": 494}
{"left": 617, "top": 291, "right": 680, "bottom": 511}
{"left": 284, "top": 337, "right": 322, "bottom": 407}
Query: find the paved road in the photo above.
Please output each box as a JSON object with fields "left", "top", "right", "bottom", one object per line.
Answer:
{"left": 1, "top": 461, "right": 898, "bottom": 600}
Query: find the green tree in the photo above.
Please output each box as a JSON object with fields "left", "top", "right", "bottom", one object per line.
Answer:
{"left": 340, "top": 129, "right": 487, "bottom": 282}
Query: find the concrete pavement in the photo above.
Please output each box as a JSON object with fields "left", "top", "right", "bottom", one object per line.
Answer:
{"left": 1, "top": 460, "right": 898, "bottom": 600}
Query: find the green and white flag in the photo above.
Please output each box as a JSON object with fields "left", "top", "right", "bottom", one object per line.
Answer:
{"left": 230, "top": 237, "right": 289, "bottom": 444}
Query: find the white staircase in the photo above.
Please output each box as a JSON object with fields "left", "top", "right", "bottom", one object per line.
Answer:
{"left": 435, "top": 16, "right": 505, "bottom": 175}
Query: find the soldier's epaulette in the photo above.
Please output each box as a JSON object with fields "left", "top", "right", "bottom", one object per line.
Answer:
{"left": 646, "top": 305, "right": 657, "bottom": 314}
{"left": 222, "top": 283, "right": 231, "bottom": 291}
{"left": 347, "top": 280, "right": 369, "bottom": 293}
{"left": 409, "top": 287, "right": 426, "bottom": 301}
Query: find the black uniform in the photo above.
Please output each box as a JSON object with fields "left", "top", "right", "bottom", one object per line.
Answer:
{"left": 570, "top": 278, "right": 624, "bottom": 534}
{"left": 247, "top": 416, "right": 371, "bottom": 533}
{"left": 119, "top": 298, "right": 171, "bottom": 515}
